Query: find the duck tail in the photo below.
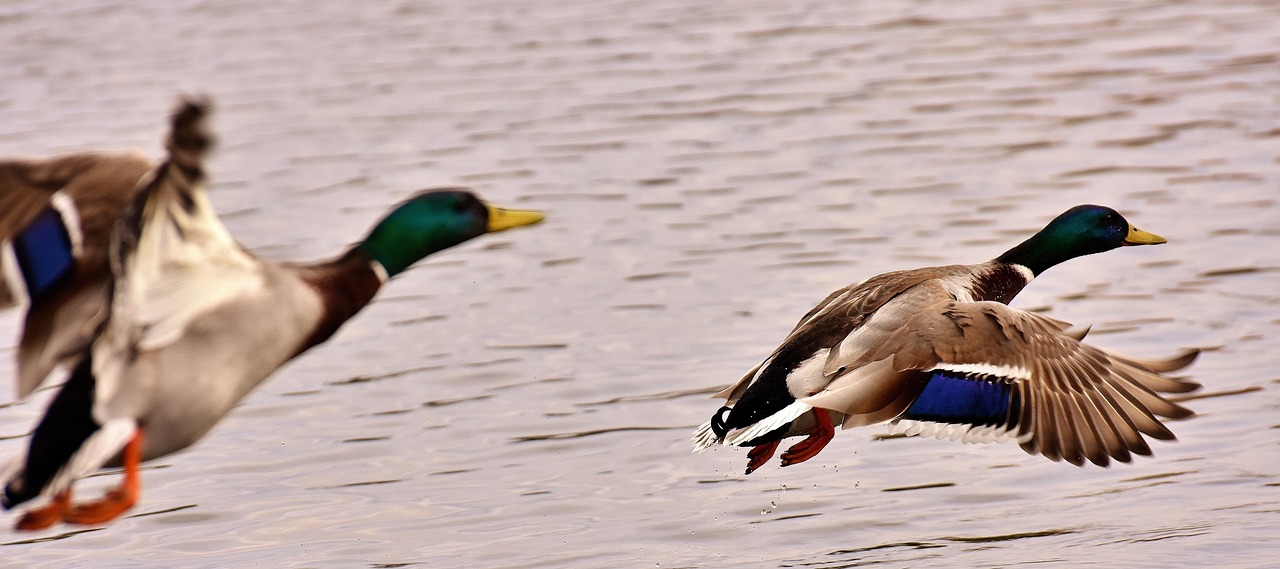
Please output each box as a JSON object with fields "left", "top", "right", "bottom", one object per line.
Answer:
{"left": 709, "top": 406, "right": 732, "bottom": 438}
{"left": 691, "top": 407, "right": 734, "bottom": 452}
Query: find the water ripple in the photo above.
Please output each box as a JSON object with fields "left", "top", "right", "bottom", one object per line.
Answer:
{"left": 2, "top": 0, "right": 1278, "bottom": 567}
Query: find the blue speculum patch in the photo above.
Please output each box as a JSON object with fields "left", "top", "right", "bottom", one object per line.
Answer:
{"left": 14, "top": 207, "right": 75, "bottom": 299}
{"left": 904, "top": 370, "right": 1015, "bottom": 428}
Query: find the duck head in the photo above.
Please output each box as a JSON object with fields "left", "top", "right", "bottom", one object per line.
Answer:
{"left": 357, "top": 188, "right": 544, "bottom": 276}
{"left": 996, "top": 204, "right": 1165, "bottom": 276}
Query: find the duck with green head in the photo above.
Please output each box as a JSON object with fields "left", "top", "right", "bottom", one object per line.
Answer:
{"left": 1, "top": 98, "right": 544, "bottom": 530}
{"left": 693, "top": 205, "right": 1199, "bottom": 474}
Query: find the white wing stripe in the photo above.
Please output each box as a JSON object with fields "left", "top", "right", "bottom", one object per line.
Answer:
{"left": 892, "top": 419, "right": 1027, "bottom": 445}
{"left": 927, "top": 362, "right": 1032, "bottom": 381}
{"left": 0, "top": 241, "right": 27, "bottom": 308}
{"left": 48, "top": 192, "right": 83, "bottom": 254}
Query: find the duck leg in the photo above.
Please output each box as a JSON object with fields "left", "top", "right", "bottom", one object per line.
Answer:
{"left": 745, "top": 440, "right": 780, "bottom": 475}
{"left": 63, "top": 429, "right": 142, "bottom": 525}
{"left": 780, "top": 409, "right": 835, "bottom": 467}
{"left": 14, "top": 488, "right": 72, "bottom": 531}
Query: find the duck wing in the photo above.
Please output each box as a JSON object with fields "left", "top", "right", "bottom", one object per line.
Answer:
{"left": 806, "top": 298, "right": 1200, "bottom": 466}
{"left": 711, "top": 268, "right": 935, "bottom": 404}
{"left": 91, "top": 99, "right": 264, "bottom": 418}
{"left": 0, "top": 152, "right": 152, "bottom": 397}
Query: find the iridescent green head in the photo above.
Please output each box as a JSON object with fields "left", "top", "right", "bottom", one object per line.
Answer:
{"left": 996, "top": 204, "right": 1165, "bottom": 275}
{"left": 357, "top": 188, "right": 544, "bottom": 276}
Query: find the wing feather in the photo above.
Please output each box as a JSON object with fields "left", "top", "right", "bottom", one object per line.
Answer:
{"left": 1, "top": 152, "right": 152, "bottom": 397}
{"left": 697, "top": 264, "right": 1198, "bottom": 467}
{"left": 831, "top": 299, "right": 1197, "bottom": 465}
{"left": 93, "top": 100, "right": 264, "bottom": 417}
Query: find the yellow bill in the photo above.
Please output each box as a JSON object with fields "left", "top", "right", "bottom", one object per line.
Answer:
{"left": 1122, "top": 224, "right": 1166, "bottom": 246}
{"left": 486, "top": 204, "right": 546, "bottom": 232}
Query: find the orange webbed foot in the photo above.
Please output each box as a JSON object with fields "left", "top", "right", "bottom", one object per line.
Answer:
{"left": 63, "top": 428, "right": 143, "bottom": 526}
{"left": 62, "top": 485, "right": 138, "bottom": 526}
{"left": 780, "top": 410, "right": 835, "bottom": 467}
{"left": 745, "top": 440, "right": 780, "bottom": 475}
{"left": 14, "top": 489, "right": 72, "bottom": 531}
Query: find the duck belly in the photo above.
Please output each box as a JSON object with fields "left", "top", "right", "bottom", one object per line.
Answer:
{"left": 98, "top": 288, "right": 323, "bottom": 462}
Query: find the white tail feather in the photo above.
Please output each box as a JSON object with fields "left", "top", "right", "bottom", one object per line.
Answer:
{"left": 691, "top": 420, "right": 719, "bottom": 452}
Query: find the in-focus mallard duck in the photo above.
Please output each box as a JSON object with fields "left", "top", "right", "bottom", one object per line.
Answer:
{"left": 1, "top": 152, "right": 151, "bottom": 397}
{"left": 692, "top": 205, "right": 1199, "bottom": 474}
{"left": 0, "top": 98, "right": 544, "bottom": 530}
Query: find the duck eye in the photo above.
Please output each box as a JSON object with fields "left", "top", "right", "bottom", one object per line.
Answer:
{"left": 454, "top": 195, "right": 478, "bottom": 213}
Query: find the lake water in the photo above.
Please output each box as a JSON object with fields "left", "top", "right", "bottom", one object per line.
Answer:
{"left": 1, "top": 0, "right": 1277, "bottom": 567}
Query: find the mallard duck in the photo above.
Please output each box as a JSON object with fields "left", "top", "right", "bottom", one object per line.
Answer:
{"left": 692, "top": 205, "right": 1199, "bottom": 474}
{"left": 1, "top": 151, "right": 151, "bottom": 397}
{"left": 0, "top": 98, "right": 544, "bottom": 530}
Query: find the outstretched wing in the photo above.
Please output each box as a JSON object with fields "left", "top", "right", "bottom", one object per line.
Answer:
{"left": 0, "top": 152, "right": 153, "bottom": 397}
{"left": 91, "top": 98, "right": 264, "bottom": 418}
{"left": 805, "top": 298, "right": 1199, "bottom": 466}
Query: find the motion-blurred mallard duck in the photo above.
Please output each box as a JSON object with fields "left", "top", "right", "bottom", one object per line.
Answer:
{"left": 693, "top": 205, "right": 1199, "bottom": 474}
{"left": 1, "top": 98, "right": 544, "bottom": 530}
{"left": 1, "top": 151, "right": 151, "bottom": 397}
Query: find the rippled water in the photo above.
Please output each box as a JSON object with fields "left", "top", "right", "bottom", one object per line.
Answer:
{"left": 1, "top": 0, "right": 1278, "bottom": 567}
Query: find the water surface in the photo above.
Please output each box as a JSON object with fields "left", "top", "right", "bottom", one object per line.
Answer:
{"left": 1, "top": 0, "right": 1277, "bottom": 567}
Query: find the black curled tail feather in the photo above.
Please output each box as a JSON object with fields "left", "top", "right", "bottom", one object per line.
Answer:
{"left": 2, "top": 356, "right": 101, "bottom": 509}
{"left": 709, "top": 406, "right": 733, "bottom": 439}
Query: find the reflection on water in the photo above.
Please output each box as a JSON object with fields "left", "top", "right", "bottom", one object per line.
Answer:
{"left": 1, "top": 0, "right": 1278, "bottom": 567}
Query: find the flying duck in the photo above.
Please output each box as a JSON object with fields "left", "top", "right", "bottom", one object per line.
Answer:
{"left": 1, "top": 97, "right": 544, "bottom": 530}
{"left": 693, "top": 205, "right": 1199, "bottom": 474}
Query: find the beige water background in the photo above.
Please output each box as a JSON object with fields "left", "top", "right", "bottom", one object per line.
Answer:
{"left": 0, "top": 0, "right": 1277, "bottom": 567}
